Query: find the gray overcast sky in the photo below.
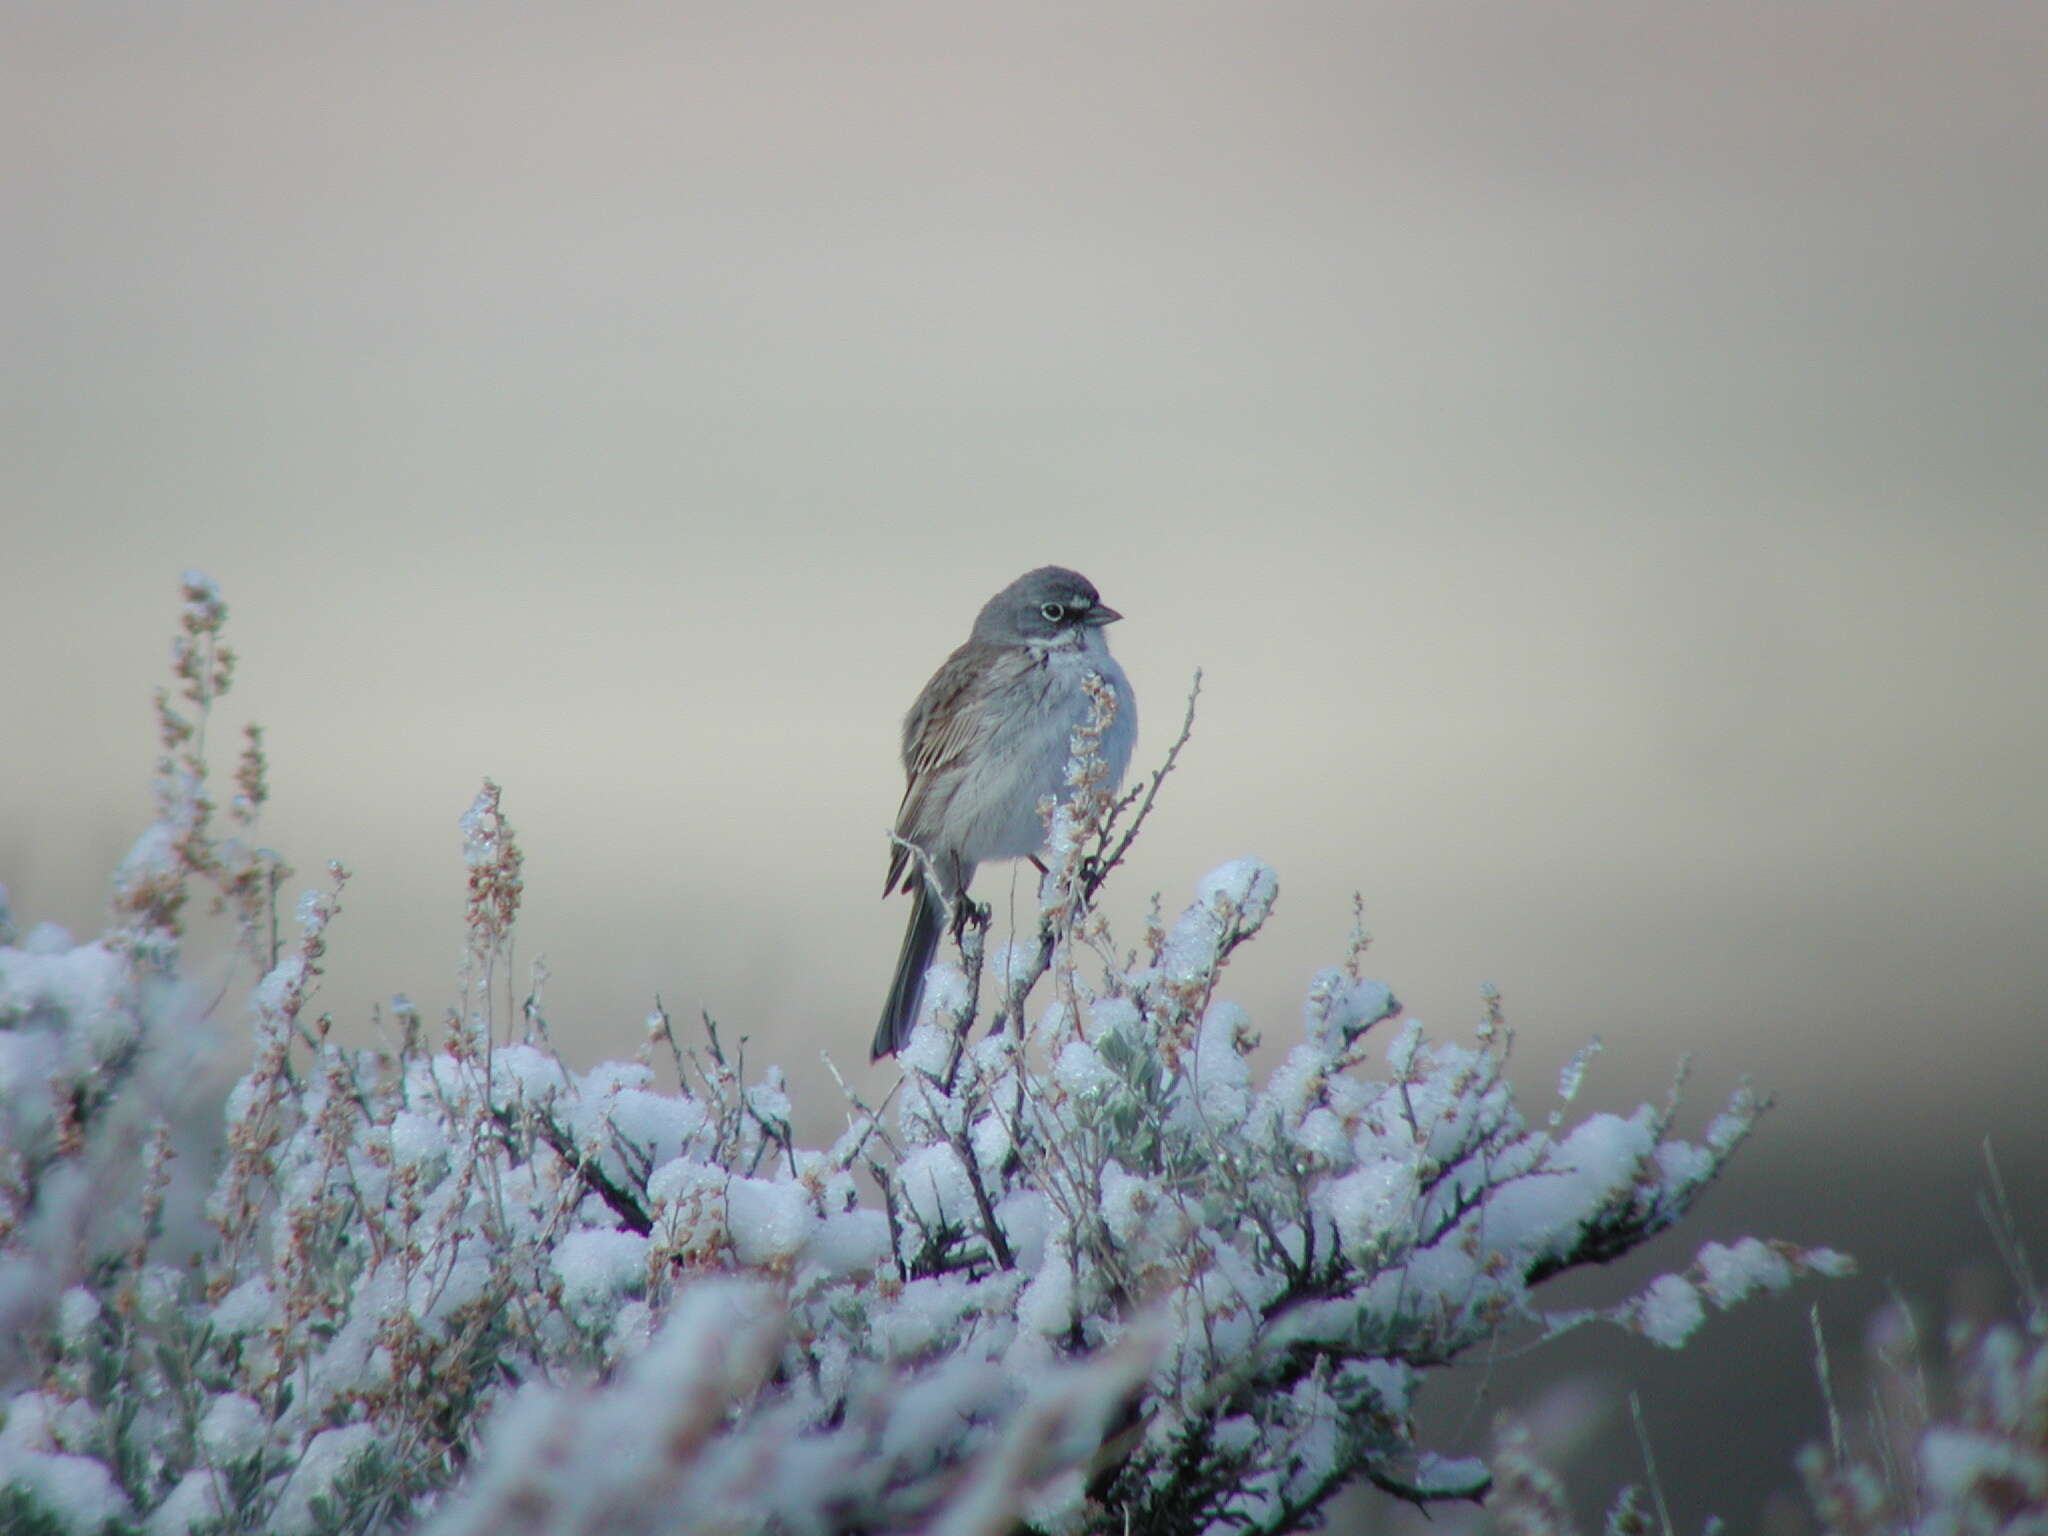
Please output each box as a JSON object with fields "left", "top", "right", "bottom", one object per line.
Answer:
{"left": 5, "top": 4, "right": 2045, "bottom": 1528}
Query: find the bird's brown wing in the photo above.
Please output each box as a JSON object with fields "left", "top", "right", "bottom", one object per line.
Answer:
{"left": 884, "top": 639, "right": 1006, "bottom": 896}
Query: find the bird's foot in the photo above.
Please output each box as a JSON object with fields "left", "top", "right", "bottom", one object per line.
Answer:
{"left": 952, "top": 898, "right": 991, "bottom": 945}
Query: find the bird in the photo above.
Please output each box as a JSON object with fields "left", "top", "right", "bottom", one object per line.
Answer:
{"left": 872, "top": 566, "right": 1137, "bottom": 1060}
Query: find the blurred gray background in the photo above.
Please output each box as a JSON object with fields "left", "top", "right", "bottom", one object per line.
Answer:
{"left": 5, "top": 3, "right": 2044, "bottom": 1529}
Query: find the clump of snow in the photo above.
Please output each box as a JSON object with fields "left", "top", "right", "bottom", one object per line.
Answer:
{"left": 1054, "top": 1040, "right": 1116, "bottom": 1099}
{"left": 148, "top": 1469, "right": 225, "bottom": 1534}
{"left": 1085, "top": 995, "right": 1140, "bottom": 1047}
{"left": 271, "top": 1422, "right": 379, "bottom": 1534}
{"left": 1187, "top": 1001, "right": 1253, "bottom": 1129}
{"left": 805, "top": 1208, "right": 891, "bottom": 1278}
{"left": 1631, "top": 1273, "right": 1707, "bottom": 1348}
{"left": 387, "top": 1109, "right": 449, "bottom": 1169}
{"left": 1696, "top": 1237, "right": 1794, "bottom": 1307}
{"left": 1160, "top": 858, "right": 1278, "bottom": 986}
{"left": 1304, "top": 969, "right": 1397, "bottom": 1054}
{"left": 1017, "top": 1242, "right": 1076, "bottom": 1337}
{"left": 896, "top": 1143, "right": 973, "bottom": 1231}
{"left": 727, "top": 1177, "right": 815, "bottom": 1267}
{"left": 198, "top": 1393, "right": 269, "bottom": 1461}
{"left": 0, "top": 1440, "right": 130, "bottom": 1531}
{"left": 210, "top": 1276, "right": 276, "bottom": 1335}
{"left": 553, "top": 1229, "right": 650, "bottom": 1311}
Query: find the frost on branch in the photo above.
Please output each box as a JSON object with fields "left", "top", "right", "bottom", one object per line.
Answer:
{"left": 0, "top": 581, "right": 1849, "bottom": 1535}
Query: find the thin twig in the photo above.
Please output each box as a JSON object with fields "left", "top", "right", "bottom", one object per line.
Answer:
{"left": 1629, "top": 1391, "right": 1676, "bottom": 1536}
{"left": 1082, "top": 669, "right": 1201, "bottom": 905}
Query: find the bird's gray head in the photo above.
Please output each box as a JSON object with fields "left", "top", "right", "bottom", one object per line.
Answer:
{"left": 971, "top": 566, "right": 1124, "bottom": 645}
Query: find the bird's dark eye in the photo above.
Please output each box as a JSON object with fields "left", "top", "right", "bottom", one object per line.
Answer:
{"left": 1040, "top": 602, "right": 1067, "bottom": 623}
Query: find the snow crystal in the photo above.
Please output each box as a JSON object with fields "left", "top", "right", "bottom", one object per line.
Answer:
{"left": 198, "top": 1393, "right": 268, "bottom": 1462}
{"left": 210, "top": 1276, "right": 276, "bottom": 1335}
{"left": 995, "top": 1191, "right": 1051, "bottom": 1273}
{"left": 302, "top": 1313, "right": 390, "bottom": 1420}
{"left": 575, "top": 1058, "right": 652, "bottom": 1099}
{"left": 1281, "top": 1374, "right": 1340, "bottom": 1495}
{"left": 1695, "top": 1238, "right": 1793, "bottom": 1307}
{"left": 54, "top": 1287, "right": 100, "bottom": 1348}
{"left": 877, "top": 1353, "right": 1007, "bottom": 1467}
{"left": 1805, "top": 1248, "right": 1854, "bottom": 1278}
{"left": 1212, "top": 1415, "right": 1260, "bottom": 1456}
{"left": 1363, "top": 1240, "right": 1483, "bottom": 1323}
{"left": 147, "top": 1469, "right": 224, "bottom": 1533}
{"left": 1918, "top": 1425, "right": 2044, "bottom": 1501}
{"left": 1325, "top": 1161, "right": 1419, "bottom": 1259}
{"left": 409, "top": 1253, "right": 492, "bottom": 1326}
{"left": 896, "top": 1143, "right": 973, "bottom": 1230}
{"left": 457, "top": 789, "right": 501, "bottom": 867}
{"left": 293, "top": 887, "right": 333, "bottom": 932}
{"left": 270, "top": 1422, "right": 379, "bottom": 1535}
{"left": 1290, "top": 1107, "right": 1350, "bottom": 1164}
{"left": 0, "top": 1032, "right": 49, "bottom": 1103}
{"left": 1385, "top": 1017, "right": 1423, "bottom": 1077}
{"left": 749, "top": 1077, "right": 793, "bottom": 1129}
{"left": 1196, "top": 858, "right": 1279, "bottom": 926}
{"left": 1189, "top": 1001, "right": 1252, "bottom": 1128}
{"left": 1016, "top": 1242, "right": 1075, "bottom": 1337}
{"left": 0, "top": 938, "right": 137, "bottom": 1060}
{"left": 19, "top": 922, "right": 70, "bottom": 956}
{"left": 0, "top": 1447, "right": 126, "bottom": 1531}
{"left": 591, "top": 1087, "right": 708, "bottom": 1163}
{"left": 1304, "top": 970, "right": 1397, "bottom": 1053}
{"left": 921, "top": 962, "right": 972, "bottom": 1025}
{"left": 1633, "top": 1273, "right": 1706, "bottom": 1348}
{"left": 133, "top": 1264, "right": 183, "bottom": 1324}
{"left": 1485, "top": 1110, "right": 1655, "bottom": 1260}
{"left": 0, "top": 1394, "right": 49, "bottom": 1454}
{"left": 1410, "top": 1452, "right": 1490, "bottom": 1497}
{"left": 1703, "top": 1096, "right": 1761, "bottom": 1155}
{"left": 1099, "top": 1163, "right": 1158, "bottom": 1246}
{"left": 804, "top": 1208, "right": 891, "bottom": 1278}
{"left": 387, "top": 1110, "right": 448, "bottom": 1169}
{"left": 1027, "top": 995, "right": 1075, "bottom": 1049}
{"left": 1159, "top": 858, "right": 1278, "bottom": 985}
{"left": 251, "top": 954, "right": 307, "bottom": 1018}
{"left": 988, "top": 941, "right": 1040, "bottom": 995}
{"left": 490, "top": 1042, "right": 573, "bottom": 1099}
{"left": 1054, "top": 1040, "right": 1116, "bottom": 1099}
{"left": 552, "top": 1229, "right": 649, "bottom": 1309}
{"left": 1260, "top": 1043, "right": 1327, "bottom": 1129}
{"left": 1654, "top": 1138, "right": 1714, "bottom": 1189}
{"left": 114, "top": 823, "right": 179, "bottom": 888}
{"left": 1084, "top": 995, "right": 1140, "bottom": 1046}
{"left": 898, "top": 1013, "right": 957, "bottom": 1076}
{"left": 969, "top": 1108, "right": 1012, "bottom": 1170}
{"left": 726, "top": 1177, "right": 815, "bottom": 1266}
{"left": 1556, "top": 1038, "right": 1602, "bottom": 1105}
{"left": 607, "top": 1299, "right": 656, "bottom": 1364}
{"left": 648, "top": 1156, "right": 723, "bottom": 1209}
{"left": 874, "top": 1275, "right": 977, "bottom": 1358}
{"left": 1355, "top": 1358, "right": 1415, "bottom": 1419}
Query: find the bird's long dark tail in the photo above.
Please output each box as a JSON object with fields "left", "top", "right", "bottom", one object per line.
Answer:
{"left": 874, "top": 880, "right": 943, "bottom": 1060}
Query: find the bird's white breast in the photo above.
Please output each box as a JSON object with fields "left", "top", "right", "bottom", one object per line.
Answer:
{"left": 952, "top": 631, "right": 1136, "bottom": 865}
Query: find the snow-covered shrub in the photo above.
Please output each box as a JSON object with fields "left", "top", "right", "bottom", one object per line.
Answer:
{"left": 1478, "top": 1155, "right": 2044, "bottom": 1536}
{"left": 1793, "top": 1156, "right": 2045, "bottom": 1536}
{"left": 0, "top": 577, "right": 1848, "bottom": 1534}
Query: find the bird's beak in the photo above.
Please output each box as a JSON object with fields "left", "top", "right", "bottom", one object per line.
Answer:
{"left": 1086, "top": 603, "right": 1123, "bottom": 626}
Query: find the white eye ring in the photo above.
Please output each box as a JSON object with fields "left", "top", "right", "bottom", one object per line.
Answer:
{"left": 1039, "top": 601, "right": 1067, "bottom": 623}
